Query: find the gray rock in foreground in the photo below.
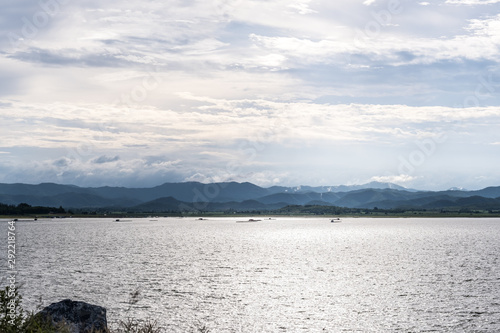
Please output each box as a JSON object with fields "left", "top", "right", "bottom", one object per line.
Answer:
{"left": 37, "top": 299, "right": 107, "bottom": 333}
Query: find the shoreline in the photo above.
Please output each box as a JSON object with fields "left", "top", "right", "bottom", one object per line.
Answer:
{"left": 3, "top": 212, "right": 500, "bottom": 219}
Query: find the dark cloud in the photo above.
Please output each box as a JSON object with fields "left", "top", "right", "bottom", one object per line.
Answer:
{"left": 53, "top": 158, "right": 70, "bottom": 167}
{"left": 8, "top": 48, "right": 131, "bottom": 67}
{"left": 92, "top": 155, "right": 120, "bottom": 164}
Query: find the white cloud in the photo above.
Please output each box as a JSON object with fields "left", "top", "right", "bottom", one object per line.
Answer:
{"left": 2, "top": 98, "right": 500, "bottom": 152}
{"left": 370, "top": 174, "right": 418, "bottom": 184}
{"left": 2, "top": 0, "right": 500, "bottom": 189}
{"left": 446, "top": 0, "right": 500, "bottom": 4}
{"left": 249, "top": 14, "right": 500, "bottom": 66}
{"left": 287, "top": 0, "right": 317, "bottom": 15}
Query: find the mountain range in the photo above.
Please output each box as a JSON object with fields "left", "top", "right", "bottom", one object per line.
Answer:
{"left": 1, "top": 181, "right": 500, "bottom": 212}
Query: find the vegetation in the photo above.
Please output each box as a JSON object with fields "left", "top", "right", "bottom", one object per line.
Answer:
{"left": 0, "top": 286, "right": 67, "bottom": 333}
{"left": 3, "top": 201, "right": 500, "bottom": 219}
{"left": 0, "top": 287, "right": 212, "bottom": 333}
{"left": 0, "top": 203, "right": 68, "bottom": 216}
{"left": 0, "top": 286, "right": 148, "bottom": 333}
{"left": 0, "top": 286, "right": 24, "bottom": 331}
{"left": 267, "top": 204, "right": 500, "bottom": 217}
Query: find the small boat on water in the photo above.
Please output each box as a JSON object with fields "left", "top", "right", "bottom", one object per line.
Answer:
{"left": 330, "top": 218, "right": 342, "bottom": 223}
{"left": 236, "top": 218, "right": 261, "bottom": 223}
{"left": 114, "top": 219, "right": 133, "bottom": 222}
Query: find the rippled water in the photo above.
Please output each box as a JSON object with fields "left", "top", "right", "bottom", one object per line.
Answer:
{"left": 1, "top": 217, "right": 500, "bottom": 332}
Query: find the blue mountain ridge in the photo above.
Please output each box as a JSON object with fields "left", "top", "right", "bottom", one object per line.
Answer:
{"left": 1, "top": 182, "right": 500, "bottom": 211}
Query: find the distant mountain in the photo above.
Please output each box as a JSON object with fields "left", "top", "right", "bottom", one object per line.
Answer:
{"left": 0, "top": 181, "right": 499, "bottom": 212}
{"left": 0, "top": 192, "right": 140, "bottom": 209}
{"left": 129, "top": 197, "right": 285, "bottom": 212}
{"left": 128, "top": 196, "right": 186, "bottom": 212}
{"left": 267, "top": 181, "right": 412, "bottom": 194}
{"left": 0, "top": 181, "right": 269, "bottom": 208}
{"left": 332, "top": 189, "right": 409, "bottom": 208}
{"left": 256, "top": 192, "right": 342, "bottom": 205}
{"left": 0, "top": 183, "right": 85, "bottom": 196}
{"left": 471, "top": 186, "right": 500, "bottom": 198}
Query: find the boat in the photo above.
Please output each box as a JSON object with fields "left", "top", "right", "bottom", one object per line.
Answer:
{"left": 330, "top": 218, "right": 342, "bottom": 223}
{"left": 114, "top": 219, "right": 132, "bottom": 222}
{"left": 236, "top": 218, "right": 261, "bottom": 223}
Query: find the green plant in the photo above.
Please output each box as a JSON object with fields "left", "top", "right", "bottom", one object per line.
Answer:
{"left": 189, "top": 321, "right": 211, "bottom": 333}
{"left": 0, "top": 286, "right": 82, "bottom": 333}
{"left": 195, "top": 325, "right": 210, "bottom": 333}
{"left": 114, "top": 318, "right": 162, "bottom": 333}
{"left": 126, "top": 289, "right": 141, "bottom": 312}
{"left": 22, "top": 313, "right": 72, "bottom": 333}
{"left": 0, "top": 286, "right": 167, "bottom": 333}
{"left": 0, "top": 286, "right": 24, "bottom": 332}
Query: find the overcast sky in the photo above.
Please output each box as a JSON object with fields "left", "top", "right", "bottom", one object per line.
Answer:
{"left": 1, "top": 0, "right": 500, "bottom": 190}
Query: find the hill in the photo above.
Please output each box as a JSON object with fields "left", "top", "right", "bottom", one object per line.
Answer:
{"left": 0, "top": 181, "right": 499, "bottom": 212}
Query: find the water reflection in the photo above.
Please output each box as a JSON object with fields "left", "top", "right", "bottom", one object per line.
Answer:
{"left": 1, "top": 217, "right": 499, "bottom": 332}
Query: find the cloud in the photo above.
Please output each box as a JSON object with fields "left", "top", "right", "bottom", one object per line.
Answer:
{"left": 92, "top": 155, "right": 120, "bottom": 164}
{"left": 2, "top": 98, "right": 500, "bottom": 155}
{"left": 1, "top": 1, "right": 500, "bottom": 189}
{"left": 12, "top": 0, "right": 498, "bottom": 75}
{"left": 1, "top": 96, "right": 500, "bottom": 187}
{"left": 445, "top": 0, "right": 500, "bottom": 4}
{"left": 0, "top": 155, "right": 185, "bottom": 187}
{"left": 184, "top": 173, "right": 211, "bottom": 183}
{"left": 3, "top": 0, "right": 499, "bottom": 109}
{"left": 370, "top": 174, "right": 418, "bottom": 184}
{"left": 250, "top": 14, "right": 500, "bottom": 66}
{"left": 53, "top": 158, "right": 71, "bottom": 167}
{"left": 287, "top": 0, "right": 317, "bottom": 15}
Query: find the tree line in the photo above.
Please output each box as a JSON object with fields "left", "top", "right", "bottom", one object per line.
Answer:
{"left": 0, "top": 203, "right": 67, "bottom": 215}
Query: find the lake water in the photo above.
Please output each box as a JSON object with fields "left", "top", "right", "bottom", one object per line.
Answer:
{"left": 1, "top": 217, "right": 500, "bottom": 332}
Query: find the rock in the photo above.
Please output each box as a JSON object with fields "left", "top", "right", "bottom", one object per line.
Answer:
{"left": 36, "top": 299, "right": 108, "bottom": 333}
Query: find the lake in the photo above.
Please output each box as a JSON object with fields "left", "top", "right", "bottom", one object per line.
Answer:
{"left": 1, "top": 217, "right": 500, "bottom": 332}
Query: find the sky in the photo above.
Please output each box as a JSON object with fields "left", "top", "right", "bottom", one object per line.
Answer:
{"left": 1, "top": 0, "right": 500, "bottom": 190}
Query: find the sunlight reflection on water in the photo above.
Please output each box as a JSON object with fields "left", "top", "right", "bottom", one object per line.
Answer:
{"left": 1, "top": 217, "right": 500, "bottom": 332}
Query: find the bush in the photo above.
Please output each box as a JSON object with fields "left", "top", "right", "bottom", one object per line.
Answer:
{"left": 0, "top": 285, "right": 25, "bottom": 332}
{"left": 0, "top": 286, "right": 165, "bottom": 333}
{"left": 114, "top": 318, "right": 162, "bottom": 333}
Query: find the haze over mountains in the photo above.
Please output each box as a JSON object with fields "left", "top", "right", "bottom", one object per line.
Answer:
{"left": 1, "top": 181, "right": 500, "bottom": 212}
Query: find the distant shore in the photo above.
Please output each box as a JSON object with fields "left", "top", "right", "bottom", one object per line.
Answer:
{"left": 3, "top": 211, "right": 500, "bottom": 220}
